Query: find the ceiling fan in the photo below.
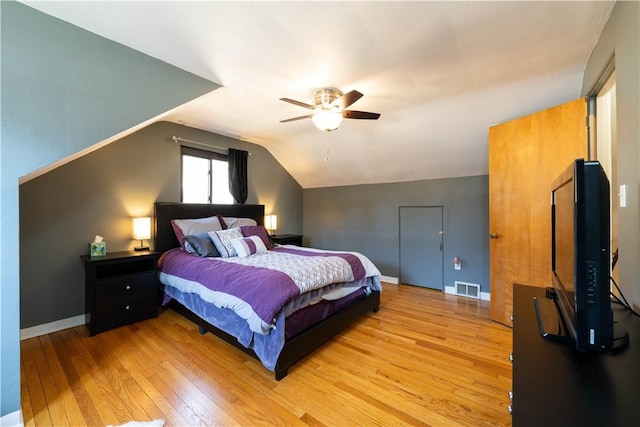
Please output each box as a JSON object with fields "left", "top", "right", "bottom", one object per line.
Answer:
{"left": 280, "top": 88, "right": 380, "bottom": 132}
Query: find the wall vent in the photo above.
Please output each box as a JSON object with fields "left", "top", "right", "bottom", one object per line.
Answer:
{"left": 455, "top": 281, "right": 480, "bottom": 299}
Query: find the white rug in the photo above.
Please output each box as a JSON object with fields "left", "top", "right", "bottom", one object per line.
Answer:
{"left": 107, "top": 420, "right": 165, "bottom": 427}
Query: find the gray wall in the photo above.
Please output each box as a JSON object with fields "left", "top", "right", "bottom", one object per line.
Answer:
{"left": 1, "top": 2, "right": 217, "bottom": 416}
{"left": 582, "top": 1, "right": 639, "bottom": 309}
{"left": 19, "top": 121, "right": 302, "bottom": 328}
{"left": 303, "top": 175, "right": 489, "bottom": 293}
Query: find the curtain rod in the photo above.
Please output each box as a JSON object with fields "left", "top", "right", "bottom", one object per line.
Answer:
{"left": 171, "top": 136, "right": 251, "bottom": 155}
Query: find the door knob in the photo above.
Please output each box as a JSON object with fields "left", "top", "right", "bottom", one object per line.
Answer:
{"left": 489, "top": 233, "right": 499, "bottom": 239}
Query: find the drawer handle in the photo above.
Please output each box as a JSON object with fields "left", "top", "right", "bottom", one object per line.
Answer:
{"left": 125, "top": 285, "right": 131, "bottom": 290}
{"left": 509, "top": 390, "right": 514, "bottom": 401}
{"left": 125, "top": 305, "right": 130, "bottom": 310}
{"left": 509, "top": 352, "right": 513, "bottom": 363}
{"left": 508, "top": 405, "right": 513, "bottom": 415}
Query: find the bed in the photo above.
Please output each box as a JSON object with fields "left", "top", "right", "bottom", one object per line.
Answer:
{"left": 154, "top": 202, "right": 381, "bottom": 380}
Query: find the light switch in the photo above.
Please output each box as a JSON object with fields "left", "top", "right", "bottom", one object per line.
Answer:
{"left": 619, "top": 184, "right": 627, "bottom": 208}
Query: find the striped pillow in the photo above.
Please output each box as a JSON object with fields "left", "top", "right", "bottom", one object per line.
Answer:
{"left": 230, "top": 236, "right": 267, "bottom": 258}
{"left": 208, "top": 227, "right": 243, "bottom": 258}
{"left": 240, "top": 225, "right": 273, "bottom": 250}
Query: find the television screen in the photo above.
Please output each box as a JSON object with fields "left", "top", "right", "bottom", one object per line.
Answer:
{"left": 552, "top": 176, "right": 575, "bottom": 305}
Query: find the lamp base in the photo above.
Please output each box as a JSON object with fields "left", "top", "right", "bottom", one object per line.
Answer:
{"left": 134, "top": 246, "right": 150, "bottom": 252}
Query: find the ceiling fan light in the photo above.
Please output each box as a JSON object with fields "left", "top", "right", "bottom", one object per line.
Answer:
{"left": 312, "top": 110, "right": 343, "bottom": 132}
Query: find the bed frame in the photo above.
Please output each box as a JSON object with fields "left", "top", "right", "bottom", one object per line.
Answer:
{"left": 154, "top": 202, "right": 380, "bottom": 380}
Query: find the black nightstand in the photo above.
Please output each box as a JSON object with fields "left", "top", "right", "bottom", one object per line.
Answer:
{"left": 271, "top": 234, "right": 304, "bottom": 246}
{"left": 81, "top": 250, "right": 160, "bottom": 336}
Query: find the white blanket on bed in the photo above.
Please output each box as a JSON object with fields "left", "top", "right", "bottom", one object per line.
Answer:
{"left": 218, "top": 244, "right": 381, "bottom": 294}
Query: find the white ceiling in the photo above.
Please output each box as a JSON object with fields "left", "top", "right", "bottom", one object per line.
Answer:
{"left": 23, "top": 1, "right": 614, "bottom": 189}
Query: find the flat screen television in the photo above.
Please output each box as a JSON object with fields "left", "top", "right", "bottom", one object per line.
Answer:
{"left": 549, "top": 158, "right": 613, "bottom": 351}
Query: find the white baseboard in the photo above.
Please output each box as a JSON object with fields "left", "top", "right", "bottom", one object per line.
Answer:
{"left": 0, "top": 408, "right": 23, "bottom": 427}
{"left": 380, "top": 275, "right": 399, "bottom": 284}
{"left": 20, "top": 314, "right": 85, "bottom": 340}
{"left": 445, "top": 285, "right": 491, "bottom": 301}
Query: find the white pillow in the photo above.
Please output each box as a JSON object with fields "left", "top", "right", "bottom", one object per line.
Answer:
{"left": 173, "top": 215, "right": 223, "bottom": 234}
{"left": 172, "top": 216, "right": 222, "bottom": 242}
{"left": 230, "top": 236, "right": 268, "bottom": 258}
{"left": 208, "top": 227, "right": 243, "bottom": 258}
{"left": 222, "top": 217, "right": 257, "bottom": 228}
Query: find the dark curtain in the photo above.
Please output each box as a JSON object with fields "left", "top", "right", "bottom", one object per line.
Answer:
{"left": 228, "top": 148, "right": 248, "bottom": 204}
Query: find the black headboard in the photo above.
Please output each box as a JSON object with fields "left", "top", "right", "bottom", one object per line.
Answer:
{"left": 154, "top": 202, "right": 265, "bottom": 253}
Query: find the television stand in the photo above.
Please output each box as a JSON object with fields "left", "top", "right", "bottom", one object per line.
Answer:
{"left": 533, "top": 286, "right": 629, "bottom": 351}
{"left": 511, "top": 285, "right": 640, "bottom": 426}
{"left": 612, "top": 321, "right": 630, "bottom": 350}
{"left": 533, "top": 294, "right": 573, "bottom": 343}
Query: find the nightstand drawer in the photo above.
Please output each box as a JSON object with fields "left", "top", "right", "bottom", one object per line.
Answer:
{"left": 96, "top": 273, "right": 157, "bottom": 302}
{"left": 93, "top": 295, "right": 157, "bottom": 333}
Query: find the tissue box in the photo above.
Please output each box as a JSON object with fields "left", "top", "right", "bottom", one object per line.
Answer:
{"left": 89, "top": 242, "right": 107, "bottom": 257}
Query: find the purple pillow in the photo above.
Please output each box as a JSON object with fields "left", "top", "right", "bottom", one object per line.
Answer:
{"left": 241, "top": 225, "right": 273, "bottom": 250}
{"left": 217, "top": 214, "right": 228, "bottom": 230}
{"left": 171, "top": 220, "right": 186, "bottom": 248}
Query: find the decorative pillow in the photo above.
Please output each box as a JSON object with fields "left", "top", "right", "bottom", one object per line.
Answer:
{"left": 230, "top": 236, "right": 268, "bottom": 258}
{"left": 183, "top": 233, "right": 220, "bottom": 257}
{"left": 171, "top": 216, "right": 223, "bottom": 248}
{"left": 241, "top": 225, "right": 273, "bottom": 250}
{"left": 208, "top": 227, "right": 243, "bottom": 258}
{"left": 223, "top": 217, "right": 258, "bottom": 229}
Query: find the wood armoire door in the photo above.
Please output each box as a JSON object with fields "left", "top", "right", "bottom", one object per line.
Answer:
{"left": 489, "top": 98, "right": 588, "bottom": 326}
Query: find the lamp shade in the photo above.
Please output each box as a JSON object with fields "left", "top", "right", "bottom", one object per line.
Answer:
{"left": 312, "top": 110, "right": 343, "bottom": 132}
{"left": 264, "top": 215, "right": 277, "bottom": 233}
{"left": 133, "top": 217, "right": 151, "bottom": 240}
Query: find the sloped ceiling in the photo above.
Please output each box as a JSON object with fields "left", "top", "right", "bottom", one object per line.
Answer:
{"left": 22, "top": 1, "right": 614, "bottom": 188}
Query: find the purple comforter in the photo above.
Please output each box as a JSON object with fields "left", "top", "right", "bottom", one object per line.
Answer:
{"left": 159, "top": 246, "right": 373, "bottom": 333}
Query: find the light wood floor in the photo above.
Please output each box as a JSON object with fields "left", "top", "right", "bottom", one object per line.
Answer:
{"left": 21, "top": 283, "right": 513, "bottom": 426}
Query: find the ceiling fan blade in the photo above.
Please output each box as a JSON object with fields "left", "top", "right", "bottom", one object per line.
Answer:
{"left": 334, "top": 90, "right": 363, "bottom": 109}
{"left": 280, "top": 98, "right": 314, "bottom": 109}
{"left": 280, "top": 114, "right": 313, "bottom": 123}
{"left": 342, "top": 110, "right": 381, "bottom": 120}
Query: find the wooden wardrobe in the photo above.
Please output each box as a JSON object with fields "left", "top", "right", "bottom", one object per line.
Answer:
{"left": 488, "top": 98, "right": 589, "bottom": 326}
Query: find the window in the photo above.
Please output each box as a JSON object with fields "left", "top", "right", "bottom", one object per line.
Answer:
{"left": 181, "top": 146, "right": 234, "bottom": 204}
